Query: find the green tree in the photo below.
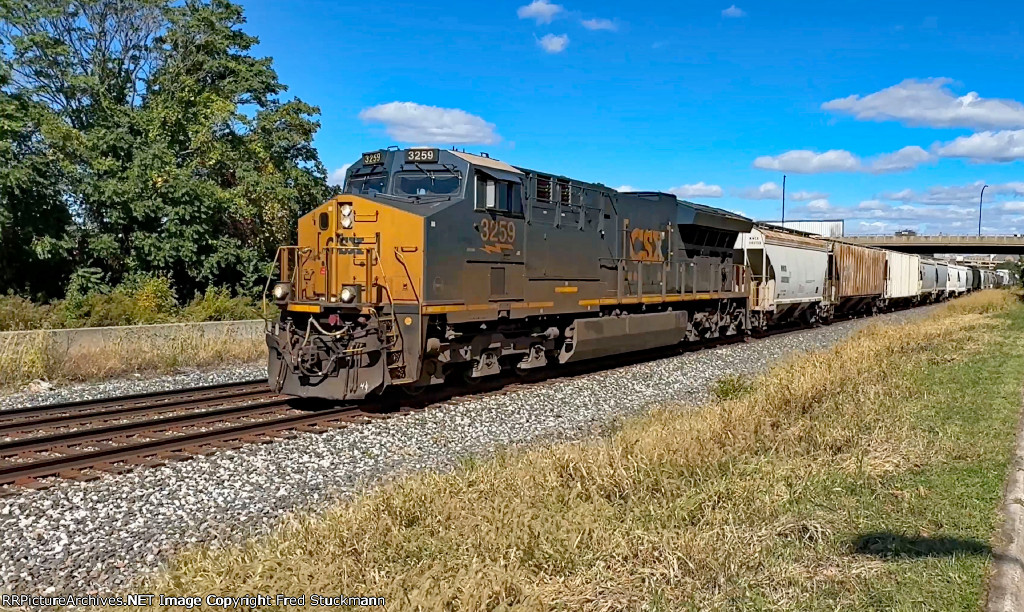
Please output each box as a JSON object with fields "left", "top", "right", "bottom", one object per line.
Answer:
{"left": 0, "top": 0, "right": 331, "bottom": 298}
{"left": 0, "top": 64, "right": 73, "bottom": 298}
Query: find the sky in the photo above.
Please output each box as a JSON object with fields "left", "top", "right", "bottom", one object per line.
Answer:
{"left": 239, "top": 0, "right": 1024, "bottom": 235}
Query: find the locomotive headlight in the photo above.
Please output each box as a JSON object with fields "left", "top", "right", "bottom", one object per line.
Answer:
{"left": 272, "top": 282, "right": 291, "bottom": 301}
{"left": 340, "top": 284, "right": 360, "bottom": 303}
{"left": 340, "top": 203, "right": 354, "bottom": 229}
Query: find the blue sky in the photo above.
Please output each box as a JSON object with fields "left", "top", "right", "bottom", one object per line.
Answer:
{"left": 241, "top": 0, "right": 1024, "bottom": 235}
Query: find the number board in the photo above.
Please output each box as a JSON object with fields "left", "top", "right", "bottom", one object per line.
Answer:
{"left": 362, "top": 151, "right": 384, "bottom": 165}
{"left": 405, "top": 148, "right": 439, "bottom": 163}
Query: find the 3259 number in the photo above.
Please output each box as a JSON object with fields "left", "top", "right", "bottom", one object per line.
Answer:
{"left": 479, "top": 218, "right": 516, "bottom": 244}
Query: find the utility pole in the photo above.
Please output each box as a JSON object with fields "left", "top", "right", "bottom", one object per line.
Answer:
{"left": 979, "top": 184, "right": 988, "bottom": 236}
{"left": 781, "top": 174, "right": 787, "bottom": 225}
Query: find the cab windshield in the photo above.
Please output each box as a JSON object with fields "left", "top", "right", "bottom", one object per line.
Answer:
{"left": 346, "top": 173, "right": 388, "bottom": 195}
{"left": 393, "top": 171, "right": 462, "bottom": 197}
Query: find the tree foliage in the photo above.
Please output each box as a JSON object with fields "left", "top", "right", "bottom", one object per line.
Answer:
{"left": 0, "top": 64, "right": 72, "bottom": 298}
{"left": 0, "top": 0, "right": 332, "bottom": 299}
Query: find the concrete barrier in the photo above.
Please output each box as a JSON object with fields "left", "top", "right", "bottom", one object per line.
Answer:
{"left": 0, "top": 320, "right": 265, "bottom": 355}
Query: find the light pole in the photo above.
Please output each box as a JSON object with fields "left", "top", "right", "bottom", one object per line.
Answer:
{"left": 979, "top": 184, "right": 988, "bottom": 236}
{"left": 781, "top": 174, "right": 787, "bottom": 225}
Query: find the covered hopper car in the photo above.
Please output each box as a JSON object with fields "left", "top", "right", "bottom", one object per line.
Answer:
{"left": 736, "top": 227, "right": 829, "bottom": 328}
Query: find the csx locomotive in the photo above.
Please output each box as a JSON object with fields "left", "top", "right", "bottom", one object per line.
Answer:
{"left": 265, "top": 147, "right": 1002, "bottom": 400}
{"left": 266, "top": 147, "right": 752, "bottom": 399}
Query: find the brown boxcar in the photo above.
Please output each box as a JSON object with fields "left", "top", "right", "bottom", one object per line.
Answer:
{"left": 832, "top": 242, "right": 885, "bottom": 298}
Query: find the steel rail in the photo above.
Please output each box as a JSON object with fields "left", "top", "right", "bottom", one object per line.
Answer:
{"left": 0, "top": 394, "right": 289, "bottom": 455}
{"left": 0, "top": 379, "right": 268, "bottom": 421}
{"left": 0, "top": 404, "right": 370, "bottom": 486}
{"left": 0, "top": 385, "right": 274, "bottom": 435}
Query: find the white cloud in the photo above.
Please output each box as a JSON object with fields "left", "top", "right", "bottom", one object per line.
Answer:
{"left": 737, "top": 182, "right": 782, "bottom": 199}
{"left": 517, "top": 0, "right": 563, "bottom": 24}
{"left": 777, "top": 188, "right": 1024, "bottom": 235}
{"left": 935, "top": 130, "right": 1024, "bottom": 162}
{"left": 753, "top": 146, "right": 934, "bottom": 174}
{"left": 791, "top": 190, "right": 829, "bottom": 201}
{"left": 722, "top": 5, "right": 746, "bottom": 18}
{"left": 329, "top": 164, "right": 351, "bottom": 186}
{"left": 805, "top": 198, "right": 832, "bottom": 212}
{"left": 753, "top": 149, "right": 861, "bottom": 173}
{"left": 993, "top": 182, "right": 1024, "bottom": 196}
{"left": 736, "top": 181, "right": 827, "bottom": 200}
{"left": 789, "top": 199, "right": 985, "bottom": 233}
{"left": 581, "top": 18, "right": 616, "bottom": 31}
{"left": 666, "top": 182, "right": 723, "bottom": 198}
{"left": 537, "top": 33, "right": 570, "bottom": 53}
{"left": 822, "top": 78, "right": 1024, "bottom": 130}
{"left": 868, "top": 145, "right": 934, "bottom": 172}
{"left": 879, "top": 181, "right": 1024, "bottom": 206}
{"left": 855, "top": 221, "right": 892, "bottom": 234}
{"left": 883, "top": 188, "right": 917, "bottom": 203}
{"left": 858, "top": 199, "right": 887, "bottom": 211}
{"left": 614, "top": 185, "right": 636, "bottom": 192}
{"left": 358, "top": 102, "right": 500, "bottom": 145}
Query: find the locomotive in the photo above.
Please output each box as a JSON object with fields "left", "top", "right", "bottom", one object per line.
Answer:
{"left": 264, "top": 147, "right": 999, "bottom": 401}
{"left": 265, "top": 147, "right": 752, "bottom": 400}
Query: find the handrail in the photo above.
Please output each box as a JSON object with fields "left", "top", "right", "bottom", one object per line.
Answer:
{"left": 262, "top": 246, "right": 309, "bottom": 319}
{"left": 393, "top": 248, "right": 421, "bottom": 304}
{"left": 370, "top": 244, "right": 404, "bottom": 353}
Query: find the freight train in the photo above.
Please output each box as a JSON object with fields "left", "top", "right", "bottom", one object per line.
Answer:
{"left": 264, "top": 148, "right": 1011, "bottom": 400}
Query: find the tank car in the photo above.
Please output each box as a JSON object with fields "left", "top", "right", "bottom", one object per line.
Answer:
{"left": 265, "top": 148, "right": 753, "bottom": 400}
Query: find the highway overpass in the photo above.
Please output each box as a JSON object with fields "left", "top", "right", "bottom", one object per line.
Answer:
{"left": 844, "top": 235, "right": 1024, "bottom": 255}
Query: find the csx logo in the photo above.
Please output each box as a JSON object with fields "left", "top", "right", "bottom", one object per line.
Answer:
{"left": 629, "top": 228, "right": 665, "bottom": 262}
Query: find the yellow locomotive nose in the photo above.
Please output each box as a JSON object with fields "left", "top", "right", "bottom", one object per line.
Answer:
{"left": 283, "top": 194, "right": 425, "bottom": 308}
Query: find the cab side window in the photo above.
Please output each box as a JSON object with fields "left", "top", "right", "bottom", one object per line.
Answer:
{"left": 475, "top": 173, "right": 523, "bottom": 215}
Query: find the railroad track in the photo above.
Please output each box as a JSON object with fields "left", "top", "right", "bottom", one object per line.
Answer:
{"left": 0, "top": 380, "right": 402, "bottom": 492}
{"left": 0, "top": 305, "right": 933, "bottom": 494}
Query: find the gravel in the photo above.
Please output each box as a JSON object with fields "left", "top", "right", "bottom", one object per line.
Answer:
{"left": 0, "top": 308, "right": 934, "bottom": 596}
{"left": 0, "top": 364, "right": 266, "bottom": 411}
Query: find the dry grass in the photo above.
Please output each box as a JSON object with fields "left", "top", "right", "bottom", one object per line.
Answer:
{"left": 0, "top": 327, "right": 264, "bottom": 389}
{"left": 131, "top": 291, "right": 1023, "bottom": 611}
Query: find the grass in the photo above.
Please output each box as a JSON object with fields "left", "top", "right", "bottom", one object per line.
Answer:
{"left": 128, "top": 290, "right": 1023, "bottom": 611}
{"left": 0, "top": 325, "right": 264, "bottom": 390}
{"left": 0, "top": 284, "right": 260, "bottom": 332}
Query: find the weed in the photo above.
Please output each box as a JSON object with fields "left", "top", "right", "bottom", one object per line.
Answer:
{"left": 711, "top": 373, "right": 753, "bottom": 400}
